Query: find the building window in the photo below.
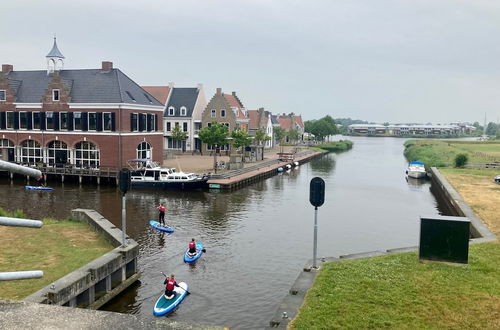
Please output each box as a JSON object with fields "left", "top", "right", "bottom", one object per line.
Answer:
{"left": 75, "top": 141, "right": 100, "bottom": 169}
{"left": 88, "top": 112, "right": 97, "bottom": 131}
{"left": 131, "top": 113, "right": 138, "bottom": 131}
{"left": 74, "top": 112, "right": 82, "bottom": 131}
{"left": 47, "top": 141, "right": 69, "bottom": 166}
{"left": 0, "top": 90, "right": 5, "bottom": 101}
{"left": 166, "top": 122, "right": 171, "bottom": 132}
{"left": 6, "top": 111, "right": 14, "bottom": 129}
{"left": 21, "top": 140, "right": 42, "bottom": 165}
{"left": 211, "top": 109, "right": 216, "bottom": 118}
{"left": 19, "top": 112, "right": 28, "bottom": 130}
{"left": 180, "top": 107, "right": 187, "bottom": 116}
{"left": 33, "top": 112, "right": 41, "bottom": 130}
{"left": 46, "top": 112, "right": 54, "bottom": 130}
{"left": 60, "top": 112, "right": 68, "bottom": 130}
{"left": 221, "top": 109, "right": 226, "bottom": 118}
{"left": 168, "top": 107, "right": 175, "bottom": 116}
{"left": 52, "top": 89, "right": 60, "bottom": 101}
{"left": 183, "top": 122, "right": 188, "bottom": 132}
{"left": 137, "top": 141, "right": 152, "bottom": 160}
{"left": 103, "top": 112, "right": 112, "bottom": 131}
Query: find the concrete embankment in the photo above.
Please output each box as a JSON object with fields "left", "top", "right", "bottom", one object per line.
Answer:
{"left": 207, "top": 150, "right": 324, "bottom": 189}
{"left": 267, "top": 168, "right": 497, "bottom": 328}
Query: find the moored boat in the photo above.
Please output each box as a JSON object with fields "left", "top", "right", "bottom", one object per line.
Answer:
{"left": 128, "top": 159, "right": 209, "bottom": 190}
{"left": 406, "top": 161, "right": 427, "bottom": 179}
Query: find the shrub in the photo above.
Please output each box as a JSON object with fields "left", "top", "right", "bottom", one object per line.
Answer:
{"left": 454, "top": 153, "right": 469, "bottom": 168}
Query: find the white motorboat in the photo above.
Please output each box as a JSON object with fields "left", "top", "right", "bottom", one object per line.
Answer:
{"left": 406, "top": 161, "right": 427, "bottom": 179}
{"left": 128, "top": 159, "right": 209, "bottom": 190}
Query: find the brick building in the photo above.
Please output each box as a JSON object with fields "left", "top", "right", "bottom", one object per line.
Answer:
{"left": 0, "top": 38, "right": 164, "bottom": 169}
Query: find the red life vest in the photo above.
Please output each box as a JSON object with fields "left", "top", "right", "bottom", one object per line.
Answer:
{"left": 189, "top": 241, "right": 196, "bottom": 249}
{"left": 159, "top": 205, "right": 166, "bottom": 212}
{"left": 166, "top": 279, "right": 176, "bottom": 291}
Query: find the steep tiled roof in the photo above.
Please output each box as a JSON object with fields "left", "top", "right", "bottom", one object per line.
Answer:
{"left": 247, "top": 110, "right": 260, "bottom": 130}
{"left": 223, "top": 93, "right": 246, "bottom": 118}
{"left": 271, "top": 115, "right": 280, "bottom": 125}
{"left": 164, "top": 87, "right": 199, "bottom": 117}
{"left": 295, "top": 115, "right": 304, "bottom": 128}
{"left": 4, "top": 69, "right": 162, "bottom": 105}
{"left": 277, "top": 116, "right": 292, "bottom": 130}
{"left": 142, "top": 86, "right": 171, "bottom": 105}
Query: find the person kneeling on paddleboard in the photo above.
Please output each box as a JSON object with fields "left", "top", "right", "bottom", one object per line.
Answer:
{"left": 157, "top": 203, "right": 166, "bottom": 226}
{"left": 164, "top": 273, "right": 179, "bottom": 299}
{"left": 188, "top": 238, "right": 196, "bottom": 255}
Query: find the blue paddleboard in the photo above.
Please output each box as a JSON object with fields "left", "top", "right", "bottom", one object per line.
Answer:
{"left": 184, "top": 242, "right": 204, "bottom": 263}
{"left": 25, "top": 186, "right": 54, "bottom": 191}
{"left": 149, "top": 220, "right": 174, "bottom": 233}
{"left": 153, "top": 282, "right": 188, "bottom": 316}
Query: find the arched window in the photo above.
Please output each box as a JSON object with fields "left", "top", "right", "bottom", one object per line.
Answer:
{"left": 168, "top": 106, "right": 175, "bottom": 116}
{"left": 47, "top": 141, "right": 70, "bottom": 167}
{"left": 0, "top": 139, "right": 15, "bottom": 162}
{"left": 180, "top": 106, "right": 187, "bottom": 116}
{"left": 75, "top": 141, "right": 100, "bottom": 169}
{"left": 21, "top": 140, "right": 43, "bottom": 165}
{"left": 137, "top": 141, "right": 152, "bottom": 160}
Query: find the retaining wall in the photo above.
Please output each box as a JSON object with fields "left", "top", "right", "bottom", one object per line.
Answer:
{"left": 24, "top": 209, "right": 140, "bottom": 309}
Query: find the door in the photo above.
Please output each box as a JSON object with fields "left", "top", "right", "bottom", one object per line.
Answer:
{"left": 55, "top": 150, "right": 68, "bottom": 166}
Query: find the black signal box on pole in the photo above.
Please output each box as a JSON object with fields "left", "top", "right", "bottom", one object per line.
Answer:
{"left": 119, "top": 168, "right": 131, "bottom": 194}
{"left": 309, "top": 177, "right": 325, "bottom": 207}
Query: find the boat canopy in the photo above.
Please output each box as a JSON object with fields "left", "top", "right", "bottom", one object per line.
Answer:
{"left": 409, "top": 161, "right": 424, "bottom": 165}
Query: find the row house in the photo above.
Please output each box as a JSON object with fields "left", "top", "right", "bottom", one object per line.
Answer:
{"left": 200, "top": 88, "right": 249, "bottom": 154}
{"left": 144, "top": 83, "right": 207, "bottom": 152}
{"left": 275, "top": 113, "right": 305, "bottom": 142}
{"left": 348, "top": 124, "right": 387, "bottom": 135}
{"left": 247, "top": 108, "right": 274, "bottom": 148}
{"left": 388, "top": 125, "right": 460, "bottom": 136}
{"left": 0, "top": 38, "right": 164, "bottom": 169}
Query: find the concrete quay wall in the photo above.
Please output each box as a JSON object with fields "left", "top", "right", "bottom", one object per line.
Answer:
{"left": 268, "top": 168, "right": 497, "bottom": 328}
{"left": 23, "top": 209, "right": 139, "bottom": 309}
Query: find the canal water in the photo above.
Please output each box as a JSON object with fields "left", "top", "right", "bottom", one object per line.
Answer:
{"left": 0, "top": 136, "right": 445, "bottom": 329}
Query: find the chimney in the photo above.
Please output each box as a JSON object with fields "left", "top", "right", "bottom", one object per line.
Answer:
{"left": 232, "top": 91, "right": 236, "bottom": 96}
{"left": 216, "top": 88, "right": 222, "bottom": 95}
{"left": 2, "top": 64, "right": 13, "bottom": 74}
{"left": 101, "top": 61, "right": 113, "bottom": 71}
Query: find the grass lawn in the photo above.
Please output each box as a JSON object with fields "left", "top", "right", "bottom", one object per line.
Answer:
{"left": 290, "top": 242, "right": 500, "bottom": 329}
{"left": 0, "top": 216, "right": 112, "bottom": 300}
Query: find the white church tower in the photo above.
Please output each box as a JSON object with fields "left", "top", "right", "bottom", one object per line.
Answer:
{"left": 46, "top": 36, "right": 65, "bottom": 74}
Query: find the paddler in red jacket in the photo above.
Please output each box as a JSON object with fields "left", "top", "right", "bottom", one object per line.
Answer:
{"left": 164, "top": 273, "right": 179, "bottom": 299}
{"left": 157, "top": 203, "right": 166, "bottom": 226}
{"left": 188, "top": 238, "right": 197, "bottom": 254}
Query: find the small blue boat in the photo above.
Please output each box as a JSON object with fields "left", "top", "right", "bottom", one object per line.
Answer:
{"left": 184, "top": 242, "right": 204, "bottom": 263}
{"left": 149, "top": 220, "right": 174, "bottom": 233}
{"left": 153, "top": 282, "right": 188, "bottom": 316}
{"left": 25, "top": 186, "right": 54, "bottom": 191}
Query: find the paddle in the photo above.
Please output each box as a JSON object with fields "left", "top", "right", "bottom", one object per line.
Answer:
{"left": 161, "top": 272, "right": 190, "bottom": 295}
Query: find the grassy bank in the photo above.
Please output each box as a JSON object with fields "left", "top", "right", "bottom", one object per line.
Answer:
{"left": 0, "top": 209, "right": 113, "bottom": 300}
{"left": 290, "top": 242, "right": 500, "bottom": 329}
{"left": 404, "top": 140, "right": 500, "bottom": 167}
{"left": 312, "top": 140, "right": 353, "bottom": 152}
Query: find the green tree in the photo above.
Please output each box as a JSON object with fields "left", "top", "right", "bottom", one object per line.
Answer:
{"left": 288, "top": 128, "right": 301, "bottom": 144}
{"left": 274, "top": 127, "right": 287, "bottom": 154}
{"left": 171, "top": 124, "right": 188, "bottom": 151}
{"left": 230, "top": 129, "right": 253, "bottom": 162}
{"left": 198, "top": 122, "right": 229, "bottom": 173}
{"left": 485, "top": 122, "right": 498, "bottom": 136}
{"left": 454, "top": 153, "right": 469, "bottom": 168}
{"left": 254, "top": 129, "right": 270, "bottom": 146}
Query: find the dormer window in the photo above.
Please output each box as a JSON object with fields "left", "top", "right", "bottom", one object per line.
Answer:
{"left": 52, "top": 89, "right": 60, "bottom": 101}
{"left": 0, "top": 90, "right": 5, "bottom": 101}
{"left": 221, "top": 109, "right": 226, "bottom": 118}
{"left": 180, "top": 106, "right": 187, "bottom": 116}
{"left": 168, "top": 106, "right": 175, "bottom": 116}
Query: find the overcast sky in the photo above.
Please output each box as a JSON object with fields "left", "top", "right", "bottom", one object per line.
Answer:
{"left": 2, "top": 0, "right": 500, "bottom": 124}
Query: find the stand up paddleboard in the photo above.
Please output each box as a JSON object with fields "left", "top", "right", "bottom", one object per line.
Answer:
{"left": 25, "top": 186, "right": 54, "bottom": 191}
{"left": 153, "top": 282, "right": 188, "bottom": 316}
{"left": 184, "top": 242, "right": 204, "bottom": 263}
{"left": 149, "top": 220, "right": 174, "bottom": 233}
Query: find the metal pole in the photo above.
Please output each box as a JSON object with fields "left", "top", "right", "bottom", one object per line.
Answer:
{"left": 0, "top": 270, "right": 44, "bottom": 281}
{"left": 121, "top": 193, "right": 127, "bottom": 247}
{"left": 313, "top": 206, "right": 318, "bottom": 268}
{"left": 0, "top": 217, "right": 43, "bottom": 228}
{"left": 0, "top": 160, "right": 42, "bottom": 178}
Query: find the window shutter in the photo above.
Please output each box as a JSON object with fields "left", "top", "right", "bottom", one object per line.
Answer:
{"left": 68, "top": 112, "right": 74, "bottom": 131}
{"left": 0, "top": 112, "right": 5, "bottom": 129}
{"left": 40, "top": 112, "right": 46, "bottom": 130}
{"left": 111, "top": 112, "right": 116, "bottom": 131}
{"left": 27, "top": 112, "right": 33, "bottom": 130}
{"left": 147, "top": 114, "right": 152, "bottom": 131}
{"left": 130, "top": 113, "right": 134, "bottom": 131}
{"left": 14, "top": 112, "right": 19, "bottom": 129}
{"left": 139, "top": 113, "right": 146, "bottom": 131}
{"left": 53, "top": 112, "right": 60, "bottom": 131}
{"left": 82, "top": 112, "right": 88, "bottom": 131}
{"left": 96, "top": 112, "right": 103, "bottom": 131}
{"left": 155, "top": 114, "right": 158, "bottom": 131}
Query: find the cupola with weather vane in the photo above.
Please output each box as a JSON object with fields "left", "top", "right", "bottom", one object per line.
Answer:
{"left": 46, "top": 36, "right": 65, "bottom": 74}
